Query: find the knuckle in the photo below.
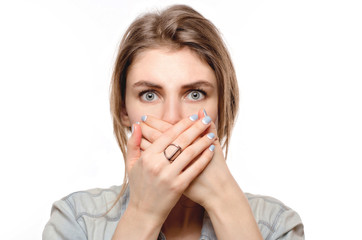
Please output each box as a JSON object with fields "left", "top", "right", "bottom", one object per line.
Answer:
{"left": 141, "top": 152, "right": 151, "bottom": 161}
{"left": 183, "top": 147, "right": 196, "bottom": 158}
{"left": 182, "top": 116, "right": 192, "bottom": 126}
{"left": 150, "top": 131, "right": 161, "bottom": 142}
{"left": 164, "top": 130, "right": 174, "bottom": 140}
{"left": 178, "top": 181, "right": 189, "bottom": 191}
{"left": 176, "top": 134, "right": 188, "bottom": 145}
{"left": 175, "top": 118, "right": 192, "bottom": 133}
{"left": 149, "top": 162, "right": 162, "bottom": 176}
{"left": 195, "top": 164, "right": 205, "bottom": 175}
{"left": 169, "top": 180, "right": 185, "bottom": 193}
{"left": 199, "top": 136, "right": 209, "bottom": 146}
{"left": 192, "top": 159, "right": 206, "bottom": 173}
{"left": 161, "top": 124, "right": 171, "bottom": 132}
{"left": 195, "top": 121, "right": 206, "bottom": 132}
{"left": 165, "top": 118, "right": 192, "bottom": 140}
{"left": 159, "top": 172, "right": 171, "bottom": 185}
{"left": 140, "top": 139, "right": 149, "bottom": 149}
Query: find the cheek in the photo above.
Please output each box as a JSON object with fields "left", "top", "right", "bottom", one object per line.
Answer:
{"left": 126, "top": 107, "right": 147, "bottom": 124}
{"left": 208, "top": 109, "right": 218, "bottom": 123}
{"left": 124, "top": 96, "right": 142, "bottom": 124}
{"left": 128, "top": 114, "right": 142, "bottom": 125}
{"left": 183, "top": 105, "right": 202, "bottom": 116}
{"left": 125, "top": 91, "right": 162, "bottom": 123}
{"left": 204, "top": 100, "right": 218, "bottom": 122}
{"left": 126, "top": 101, "right": 163, "bottom": 124}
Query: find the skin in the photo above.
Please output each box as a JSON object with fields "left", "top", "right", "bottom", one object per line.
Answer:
{"left": 122, "top": 47, "right": 218, "bottom": 125}
{"left": 113, "top": 47, "right": 262, "bottom": 240}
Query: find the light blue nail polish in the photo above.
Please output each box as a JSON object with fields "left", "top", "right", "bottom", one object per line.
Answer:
{"left": 209, "top": 145, "right": 215, "bottom": 151}
{"left": 207, "top": 133, "right": 215, "bottom": 139}
{"left": 202, "top": 116, "right": 211, "bottom": 124}
{"left": 135, "top": 121, "right": 140, "bottom": 125}
{"left": 203, "top": 109, "right": 208, "bottom": 116}
{"left": 189, "top": 114, "right": 198, "bottom": 121}
{"left": 141, "top": 115, "right": 147, "bottom": 122}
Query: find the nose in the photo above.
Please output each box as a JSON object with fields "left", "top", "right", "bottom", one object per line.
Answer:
{"left": 161, "top": 96, "right": 183, "bottom": 125}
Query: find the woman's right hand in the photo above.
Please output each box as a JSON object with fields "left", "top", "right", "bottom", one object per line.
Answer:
{"left": 125, "top": 114, "right": 216, "bottom": 225}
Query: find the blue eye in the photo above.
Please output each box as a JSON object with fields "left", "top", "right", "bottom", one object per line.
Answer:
{"left": 186, "top": 90, "right": 205, "bottom": 101}
{"left": 141, "top": 91, "right": 158, "bottom": 102}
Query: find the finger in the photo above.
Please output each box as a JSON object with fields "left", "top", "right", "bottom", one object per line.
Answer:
{"left": 140, "top": 137, "right": 152, "bottom": 150}
{"left": 199, "top": 108, "right": 220, "bottom": 145}
{"left": 207, "top": 121, "right": 221, "bottom": 146}
{"left": 198, "top": 108, "right": 214, "bottom": 137}
{"left": 171, "top": 132, "right": 216, "bottom": 174}
{"left": 126, "top": 123, "right": 142, "bottom": 172}
{"left": 178, "top": 144, "right": 215, "bottom": 183}
{"left": 171, "top": 114, "right": 212, "bottom": 151}
{"left": 148, "top": 113, "right": 200, "bottom": 153}
{"left": 141, "top": 115, "right": 173, "bottom": 133}
{"left": 139, "top": 121, "right": 163, "bottom": 143}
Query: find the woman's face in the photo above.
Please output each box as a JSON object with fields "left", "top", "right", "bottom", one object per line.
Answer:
{"left": 122, "top": 47, "right": 218, "bottom": 126}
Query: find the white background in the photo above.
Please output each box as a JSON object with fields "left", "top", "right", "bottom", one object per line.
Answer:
{"left": 0, "top": 0, "right": 361, "bottom": 239}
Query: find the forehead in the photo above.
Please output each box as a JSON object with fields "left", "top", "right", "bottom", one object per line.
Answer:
{"left": 126, "top": 47, "right": 217, "bottom": 88}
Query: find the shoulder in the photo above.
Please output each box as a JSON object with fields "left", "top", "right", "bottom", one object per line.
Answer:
{"left": 43, "top": 185, "right": 128, "bottom": 240}
{"left": 245, "top": 193, "right": 304, "bottom": 240}
{"left": 60, "top": 185, "right": 128, "bottom": 220}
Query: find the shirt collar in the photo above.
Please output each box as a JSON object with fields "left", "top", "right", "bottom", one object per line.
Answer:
{"left": 120, "top": 186, "right": 216, "bottom": 240}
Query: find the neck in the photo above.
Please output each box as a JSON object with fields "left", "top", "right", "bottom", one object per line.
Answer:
{"left": 162, "top": 195, "right": 204, "bottom": 236}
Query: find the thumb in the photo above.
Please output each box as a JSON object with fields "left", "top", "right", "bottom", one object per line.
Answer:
{"left": 126, "top": 123, "right": 142, "bottom": 171}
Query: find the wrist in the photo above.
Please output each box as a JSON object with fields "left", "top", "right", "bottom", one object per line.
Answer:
{"left": 203, "top": 176, "right": 245, "bottom": 214}
{"left": 113, "top": 203, "right": 164, "bottom": 240}
{"left": 203, "top": 181, "right": 262, "bottom": 240}
{"left": 126, "top": 201, "right": 166, "bottom": 228}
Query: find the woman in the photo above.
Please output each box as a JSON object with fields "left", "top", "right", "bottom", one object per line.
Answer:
{"left": 43, "top": 5, "right": 304, "bottom": 240}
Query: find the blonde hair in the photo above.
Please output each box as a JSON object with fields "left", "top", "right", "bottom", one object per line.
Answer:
{"left": 109, "top": 4, "right": 239, "bottom": 200}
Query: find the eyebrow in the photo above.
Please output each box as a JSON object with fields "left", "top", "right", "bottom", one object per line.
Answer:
{"left": 132, "top": 80, "right": 215, "bottom": 89}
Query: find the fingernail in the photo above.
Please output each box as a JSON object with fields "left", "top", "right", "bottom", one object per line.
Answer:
{"left": 202, "top": 116, "right": 211, "bottom": 124}
{"left": 135, "top": 121, "right": 140, "bottom": 125}
{"left": 209, "top": 144, "right": 215, "bottom": 151}
{"left": 131, "top": 124, "right": 135, "bottom": 134}
{"left": 207, "top": 133, "right": 215, "bottom": 139}
{"left": 189, "top": 114, "right": 198, "bottom": 121}
{"left": 141, "top": 115, "right": 147, "bottom": 122}
{"left": 203, "top": 109, "right": 208, "bottom": 117}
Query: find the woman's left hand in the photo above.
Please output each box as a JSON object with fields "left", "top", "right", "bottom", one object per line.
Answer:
{"left": 182, "top": 118, "right": 234, "bottom": 209}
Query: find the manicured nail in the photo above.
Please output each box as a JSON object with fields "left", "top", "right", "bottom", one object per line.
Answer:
{"left": 209, "top": 144, "right": 215, "bottom": 151}
{"left": 207, "top": 133, "right": 215, "bottom": 139}
{"left": 203, "top": 109, "right": 208, "bottom": 117}
{"left": 202, "top": 116, "right": 211, "bottom": 124}
{"left": 141, "top": 115, "right": 147, "bottom": 122}
{"left": 135, "top": 121, "right": 140, "bottom": 125}
{"left": 189, "top": 114, "right": 198, "bottom": 121}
